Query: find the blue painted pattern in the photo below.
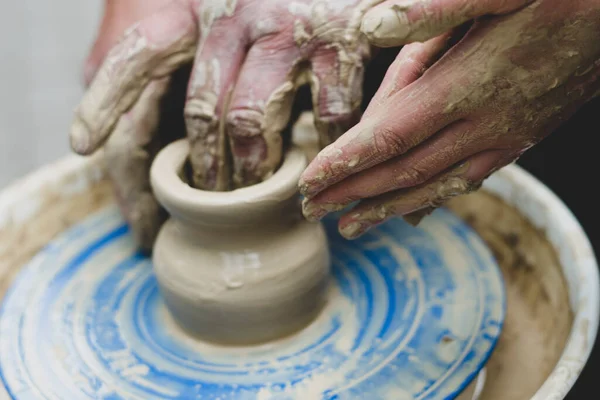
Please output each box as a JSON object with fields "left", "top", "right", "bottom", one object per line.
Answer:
{"left": 0, "top": 205, "right": 504, "bottom": 399}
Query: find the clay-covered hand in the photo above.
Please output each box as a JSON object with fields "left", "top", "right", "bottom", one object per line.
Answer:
{"left": 71, "top": 0, "right": 375, "bottom": 249}
{"left": 300, "top": 0, "right": 600, "bottom": 239}
{"left": 77, "top": 0, "right": 190, "bottom": 250}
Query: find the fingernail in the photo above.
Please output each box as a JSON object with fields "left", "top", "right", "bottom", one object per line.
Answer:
{"left": 70, "top": 115, "right": 92, "bottom": 155}
{"left": 302, "top": 199, "right": 347, "bottom": 221}
{"left": 339, "top": 221, "right": 370, "bottom": 239}
{"left": 302, "top": 199, "right": 327, "bottom": 221}
{"left": 298, "top": 181, "right": 311, "bottom": 197}
{"left": 361, "top": 7, "right": 411, "bottom": 47}
{"left": 339, "top": 202, "right": 393, "bottom": 238}
{"left": 298, "top": 174, "right": 326, "bottom": 199}
{"left": 300, "top": 182, "right": 325, "bottom": 199}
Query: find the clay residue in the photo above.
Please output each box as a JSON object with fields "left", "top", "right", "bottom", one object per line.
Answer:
{"left": 0, "top": 180, "right": 113, "bottom": 300}
{"left": 446, "top": 191, "right": 573, "bottom": 400}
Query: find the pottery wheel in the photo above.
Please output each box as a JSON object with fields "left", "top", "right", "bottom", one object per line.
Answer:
{"left": 0, "top": 205, "right": 504, "bottom": 400}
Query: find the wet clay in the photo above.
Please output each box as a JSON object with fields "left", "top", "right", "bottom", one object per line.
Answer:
{"left": 149, "top": 140, "right": 330, "bottom": 345}
{"left": 0, "top": 160, "right": 573, "bottom": 398}
{"left": 447, "top": 192, "right": 573, "bottom": 400}
{"left": 0, "top": 179, "right": 112, "bottom": 300}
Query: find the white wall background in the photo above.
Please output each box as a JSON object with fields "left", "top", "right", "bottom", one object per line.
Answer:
{"left": 0, "top": 1, "right": 102, "bottom": 187}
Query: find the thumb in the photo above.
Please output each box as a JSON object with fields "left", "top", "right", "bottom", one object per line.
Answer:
{"left": 361, "top": 0, "right": 532, "bottom": 47}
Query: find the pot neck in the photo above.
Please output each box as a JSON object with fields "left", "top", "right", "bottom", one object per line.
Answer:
{"left": 151, "top": 140, "right": 309, "bottom": 231}
{"left": 168, "top": 196, "right": 304, "bottom": 232}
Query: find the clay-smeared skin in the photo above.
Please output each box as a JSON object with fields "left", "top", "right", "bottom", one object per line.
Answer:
{"left": 74, "top": 0, "right": 381, "bottom": 249}
{"left": 301, "top": 0, "right": 600, "bottom": 239}
{"left": 179, "top": 0, "right": 375, "bottom": 190}
{"left": 73, "top": 0, "right": 379, "bottom": 188}
{"left": 83, "top": 0, "right": 174, "bottom": 85}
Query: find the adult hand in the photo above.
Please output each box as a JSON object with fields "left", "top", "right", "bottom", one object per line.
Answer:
{"left": 80, "top": 0, "right": 179, "bottom": 250}
{"left": 300, "top": 0, "right": 600, "bottom": 239}
{"left": 71, "top": 0, "right": 375, "bottom": 249}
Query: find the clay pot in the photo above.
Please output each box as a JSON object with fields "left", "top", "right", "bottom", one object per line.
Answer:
{"left": 149, "top": 139, "right": 330, "bottom": 345}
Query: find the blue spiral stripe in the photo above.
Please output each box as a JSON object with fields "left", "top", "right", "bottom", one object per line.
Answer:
{"left": 0, "top": 206, "right": 505, "bottom": 400}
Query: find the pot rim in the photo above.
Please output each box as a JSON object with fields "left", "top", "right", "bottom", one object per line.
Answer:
{"left": 0, "top": 154, "right": 598, "bottom": 400}
{"left": 149, "top": 139, "right": 307, "bottom": 223}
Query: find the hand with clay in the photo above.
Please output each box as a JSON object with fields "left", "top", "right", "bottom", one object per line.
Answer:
{"left": 300, "top": 0, "right": 600, "bottom": 239}
{"left": 72, "top": 0, "right": 375, "bottom": 249}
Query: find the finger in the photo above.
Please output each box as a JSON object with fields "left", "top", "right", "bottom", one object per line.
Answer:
{"left": 225, "top": 39, "right": 302, "bottom": 188}
{"left": 298, "top": 78, "right": 453, "bottom": 199}
{"left": 360, "top": 0, "right": 532, "bottom": 47}
{"left": 302, "top": 119, "right": 487, "bottom": 220}
{"left": 71, "top": 1, "right": 197, "bottom": 155}
{"left": 83, "top": 0, "right": 171, "bottom": 86}
{"left": 362, "top": 31, "right": 452, "bottom": 119}
{"left": 103, "top": 78, "right": 171, "bottom": 251}
{"left": 185, "top": 23, "right": 247, "bottom": 190}
{"left": 337, "top": 148, "right": 515, "bottom": 239}
{"left": 302, "top": 31, "right": 459, "bottom": 210}
{"left": 309, "top": 43, "right": 367, "bottom": 149}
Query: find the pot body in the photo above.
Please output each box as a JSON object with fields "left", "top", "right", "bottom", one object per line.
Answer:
{"left": 153, "top": 215, "right": 330, "bottom": 344}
